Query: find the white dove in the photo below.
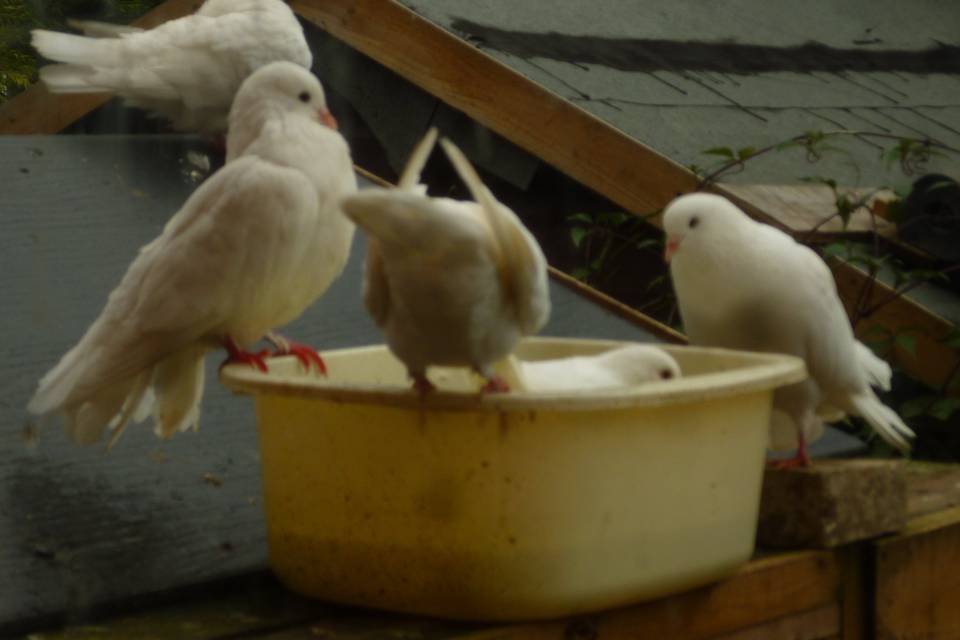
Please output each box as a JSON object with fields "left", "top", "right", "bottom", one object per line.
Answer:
{"left": 27, "top": 62, "right": 355, "bottom": 447}
{"left": 341, "top": 134, "right": 550, "bottom": 393}
{"left": 31, "top": 0, "right": 314, "bottom": 133}
{"left": 664, "top": 193, "right": 914, "bottom": 467}
{"left": 495, "top": 344, "right": 681, "bottom": 392}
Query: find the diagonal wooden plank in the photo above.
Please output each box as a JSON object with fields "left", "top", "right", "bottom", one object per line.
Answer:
{"left": 0, "top": 0, "right": 202, "bottom": 135}
{"left": 290, "top": 0, "right": 958, "bottom": 391}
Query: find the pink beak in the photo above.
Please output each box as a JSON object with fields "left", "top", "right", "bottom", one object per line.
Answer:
{"left": 318, "top": 109, "right": 338, "bottom": 131}
{"left": 664, "top": 236, "right": 682, "bottom": 263}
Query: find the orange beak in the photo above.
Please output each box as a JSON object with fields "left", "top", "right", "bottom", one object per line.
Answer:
{"left": 318, "top": 109, "right": 338, "bottom": 131}
{"left": 664, "top": 236, "right": 682, "bottom": 263}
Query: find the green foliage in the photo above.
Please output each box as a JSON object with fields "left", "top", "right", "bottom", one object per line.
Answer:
{"left": 0, "top": 0, "right": 164, "bottom": 103}
{"left": 0, "top": 48, "right": 35, "bottom": 98}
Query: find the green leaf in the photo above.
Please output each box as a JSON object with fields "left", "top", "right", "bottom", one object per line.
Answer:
{"left": 702, "top": 146, "right": 735, "bottom": 159}
{"left": 570, "top": 267, "right": 591, "bottom": 281}
{"left": 821, "top": 242, "right": 849, "bottom": 260}
{"left": 597, "top": 211, "right": 629, "bottom": 227}
{"left": 775, "top": 139, "right": 803, "bottom": 152}
{"left": 737, "top": 146, "right": 756, "bottom": 160}
{"left": 570, "top": 227, "right": 588, "bottom": 249}
{"left": 894, "top": 332, "right": 917, "bottom": 357}
{"left": 930, "top": 398, "right": 960, "bottom": 421}
{"left": 900, "top": 395, "right": 936, "bottom": 419}
{"left": 566, "top": 213, "right": 594, "bottom": 225}
{"left": 835, "top": 194, "right": 855, "bottom": 228}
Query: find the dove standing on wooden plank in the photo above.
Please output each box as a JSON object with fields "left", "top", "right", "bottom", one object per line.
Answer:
{"left": 495, "top": 344, "right": 681, "bottom": 392}
{"left": 341, "top": 134, "right": 550, "bottom": 393}
{"left": 31, "top": 0, "right": 313, "bottom": 133}
{"left": 27, "top": 62, "right": 355, "bottom": 447}
{"left": 663, "top": 193, "right": 913, "bottom": 467}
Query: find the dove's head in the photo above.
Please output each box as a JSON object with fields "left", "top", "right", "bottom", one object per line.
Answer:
{"left": 662, "top": 193, "right": 752, "bottom": 264}
{"left": 229, "top": 62, "right": 338, "bottom": 134}
{"left": 601, "top": 345, "right": 682, "bottom": 384}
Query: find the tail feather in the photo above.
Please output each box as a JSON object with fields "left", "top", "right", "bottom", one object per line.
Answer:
{"left": 66, "top": 19, "right": 143, "bottom": 38}
{"left": 105, "top": 371, "right": 153, "bottom": 449}
{"left": 39, "top": 64, "right": 112, "bottom": 93}
{"left": 28, "top": 340, "right": 98, "bottom": 417}
{"left": 849, "top": 391, "right": 915, "bottom": 453}
{"left": 150, "top": 346, "right": 206, "bottom": 439}
{"left": 31, "top": 30, "right": 119, "bottom": 67}
{"left": 856, "top": 341, "right": 892, "bottom": 391}
{"left": 397, "top": 127, "right": 437, "bottom": 191}
{"left": 64, "top": 380, "right": 135, "bottom": 445}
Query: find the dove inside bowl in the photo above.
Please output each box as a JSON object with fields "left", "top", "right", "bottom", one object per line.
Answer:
{"left": 220, "top": 337, "right": 805, "bottom": 621}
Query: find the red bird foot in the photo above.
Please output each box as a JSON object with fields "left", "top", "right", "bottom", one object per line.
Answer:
{"left": 768, "top": 433, "right": 812, "bottom": 469}
{"left": 411, "top": 373, "right": 436, "bottom": 395}
{"left": 480, "top": 375, "right": 510, "bottom": 394}
{"left": 220, "top": 337, "right": 269, "bottom": 373}
{"left": 275, "top": 341, "right": 327, "bottom": 375}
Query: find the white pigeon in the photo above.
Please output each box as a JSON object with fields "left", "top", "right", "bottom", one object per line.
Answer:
{"left": 341, "top": 134, "right": 551, "bottom": 393}
{"left": 495, "top": 344, "right": 681, "bottom": 392}
{"left": 31, "top": 0, "right": 314, "bottom": 133}
{"left": 663, "top": 193, "right": 914, "bottom": 467}
{"left": 27, "top": 62, "right": 356, "bottom": 447}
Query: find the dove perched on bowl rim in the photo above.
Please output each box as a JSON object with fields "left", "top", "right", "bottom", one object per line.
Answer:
{"left": 341, "top": 132, "right": 551, "bottom": 393}
{"left": 27, "top": 62, "right": 356, "bottom": 447}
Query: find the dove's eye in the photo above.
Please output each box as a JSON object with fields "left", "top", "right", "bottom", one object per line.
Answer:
{"left": 688, "top": 216, "right": 700, "bottom": 229}
{"left": 298, "top": 91, "right": 311, "bottom": 103}
{"left": 659, "top": 369, "right": 674, "bottom": 379}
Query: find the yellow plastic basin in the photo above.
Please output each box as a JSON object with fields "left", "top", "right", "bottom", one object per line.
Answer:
{"left": 220, "top": 337, "right": 805, "bottom": 621}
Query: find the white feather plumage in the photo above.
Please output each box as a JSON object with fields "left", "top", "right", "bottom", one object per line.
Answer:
{"left": 341, "top": 132, "right": 550, "bottom": 390}
{"left": 32, "top": 0, "right": 312, "bottom": 132}
{"left": 28, "top": 62, "right": 356, "bottom": 445}
{"left": 664, "top": 193, "right": 913, "bottom": 459}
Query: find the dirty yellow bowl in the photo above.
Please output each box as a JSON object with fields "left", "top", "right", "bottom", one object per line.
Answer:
{"left": 220, "top": 337, "right": 805, "bottom": 621}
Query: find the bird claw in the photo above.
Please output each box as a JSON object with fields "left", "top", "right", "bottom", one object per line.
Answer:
{"left": 768, "top": 450, "right": 812, "bottom": 470}
{"left": 411, "top": 374, "right": 436, "bottom": 395}
{"left": 480, "top": 375, "right": 510, "bottom": 394}
{"left": 273, "top": 341, "right": 327, "bottom": 375}
{"left": 220, "top": 348, "right": 270, "bottom": 373}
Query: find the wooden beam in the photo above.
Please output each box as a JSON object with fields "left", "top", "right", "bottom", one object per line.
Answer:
{"left": 0, "top": 0, "right": 202, "bottom": 135}
{"left": 291, "top": 0, "right": 957, "bottom": 391}
{"left": 291, "top": 0, "right": 701, "bottom": 216}
{"left": 874, "top": 520, "right": 960, "bottom": 639}
{"left": 548, "top": 267, "right": 687, "bottom": 344}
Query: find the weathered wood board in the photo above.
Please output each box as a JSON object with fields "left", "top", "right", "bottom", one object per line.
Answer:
{"left": 0, "top": 135, "right": 664, "bottom": 631}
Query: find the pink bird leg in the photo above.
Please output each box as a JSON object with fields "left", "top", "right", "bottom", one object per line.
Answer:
{"left": 769, "top": 431, "right": 812, "bottom": 469}
{"left": 480, "top": 375, "right": 510, "bottom": 394}
{"left": 411, "top": 373, "right": 436, "bottom": 395}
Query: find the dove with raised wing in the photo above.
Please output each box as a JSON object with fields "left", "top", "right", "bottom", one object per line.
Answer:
{"left": 32, "top": 0, "right": 313, "bottom": 133}
{"left": 341, "top": 134, "right": 550, "bottom": 393}
{"left": 663, "top": 193, "right": 913, "bottom": 467}
{"left": 495, "top": 344, "right": 681, "bottom": 392}
{"left": 28, "top": 62, "right": 355, "bottom": 447}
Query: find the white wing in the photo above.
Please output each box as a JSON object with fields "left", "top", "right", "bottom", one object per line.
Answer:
{"left": 439, "top": 138, "right": 550, "bottom": 335}
{"left": 29, "top": 156, "right": 314, "bottom": 416}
